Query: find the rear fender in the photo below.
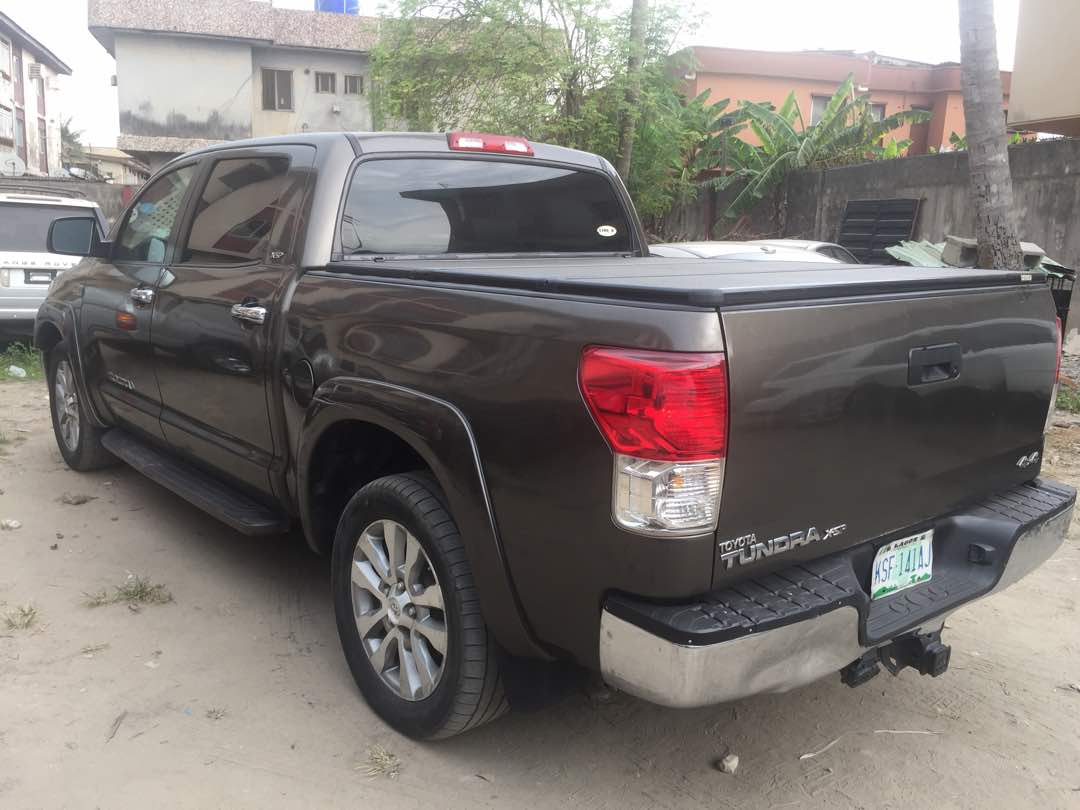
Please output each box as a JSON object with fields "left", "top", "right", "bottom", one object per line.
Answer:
{"left": 298, "top": 377, "right": 552, "bottom": 661}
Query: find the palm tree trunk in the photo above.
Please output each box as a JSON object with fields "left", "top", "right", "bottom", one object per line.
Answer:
{"left": 958, "top": 0, "right": 1023, "bottom": 270}
{"left": 615, "top": 0, "right": 647, "bottom": 181}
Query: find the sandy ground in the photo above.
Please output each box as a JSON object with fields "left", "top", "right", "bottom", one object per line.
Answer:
{"left": 1, "top": 378, "right": 1079, "bottom": 810}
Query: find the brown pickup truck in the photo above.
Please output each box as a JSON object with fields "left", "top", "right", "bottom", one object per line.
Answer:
{"left": 37, "top": 131, "right": 1074, "bottom": 739}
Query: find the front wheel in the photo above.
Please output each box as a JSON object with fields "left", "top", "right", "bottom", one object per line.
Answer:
{"left": 47, "top": 342, "right": 115, "bottom": 471}
{"left": 331, "top": 473, "right": 507, "bottom": 739}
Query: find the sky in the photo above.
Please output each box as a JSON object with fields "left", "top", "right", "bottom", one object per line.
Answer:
{"left": 0, "top": 0, "right": 1021, "bottom": 148}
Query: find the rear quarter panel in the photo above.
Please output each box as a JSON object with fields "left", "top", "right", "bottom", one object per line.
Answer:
{"left": 282, "top": 271, "right": 725, "bottom": 666}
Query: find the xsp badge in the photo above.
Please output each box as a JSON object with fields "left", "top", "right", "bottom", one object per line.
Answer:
{"left": 718, "top": 523, "right": 847, "bottom": 570}
{"left": 106, "top": 371, "right": 135, "bottom": 391}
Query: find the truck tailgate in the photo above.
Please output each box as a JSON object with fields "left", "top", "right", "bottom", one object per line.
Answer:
{"left": 715, "top": 284, "right": 1058, "bottom": 585}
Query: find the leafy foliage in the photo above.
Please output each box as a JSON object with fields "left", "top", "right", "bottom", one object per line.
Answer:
{"left": 710, "top": 75, "right": 931, "bottom": 219}
{"left": 373, "top": 9, "right": 931, "bottom": 232}
{"left": 372, "top": 0, "right": 700, "bottom": 223}
{"left": 948, "top": 130, "right": 1024, "bottom": 151}
{"left": 60, "top": 118, "right": 85, "bottom": 165}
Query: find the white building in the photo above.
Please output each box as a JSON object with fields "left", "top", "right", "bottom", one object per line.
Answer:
{"left": 0, "top": 11, "right": 71, "bottom": 177}
{"left": 88, "top": 0, "right": 379, "bottom": 170}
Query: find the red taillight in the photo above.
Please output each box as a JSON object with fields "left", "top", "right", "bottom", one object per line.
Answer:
{"left": 1055, "top": 316, "right": 1063, "bottom": 384}
{"left": 447, "top": 131, "right": 534, "bottom": 156}
{"left": 579, "top": 347, "right": 728, "bottom": 462}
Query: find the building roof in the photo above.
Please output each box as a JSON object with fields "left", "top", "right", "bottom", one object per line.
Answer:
{"left": 85, "top": 146, "right": 151, "bottom": 174}
{"left": 682, "top": 45, "right": 1010, "bottom": 96}
{"left": 0, "top": 11, "right": 72, "bottom": 75}
{"left": 118, "top": 134, "right": 224, "bottom": 158}
{"left": 88, "top": 0, "right": 380, "bottom": 55}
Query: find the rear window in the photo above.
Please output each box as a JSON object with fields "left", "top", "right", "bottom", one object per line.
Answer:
{"left": 0, "top": 203, "right": 93, "bottom": 253}
{"left": 339, "top": 158, "right": 633, "bottom": 256}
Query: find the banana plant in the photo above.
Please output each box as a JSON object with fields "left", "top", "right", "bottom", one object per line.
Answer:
{"left": 709, "top": 75, "right": 931, "bottom": 219}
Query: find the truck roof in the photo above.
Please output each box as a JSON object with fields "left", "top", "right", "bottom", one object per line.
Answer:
{"left": 0, "top": 193, "right": 101, "bottom": 209}
{"left": 176, "top": 131, "right": 609, "bottom": 171}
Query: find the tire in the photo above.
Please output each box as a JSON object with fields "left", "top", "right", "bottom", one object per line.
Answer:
{"left": 331, "top": 472, "right": 508, "bottom": 739}
{"left": 47, "top": 341, "right": 115, "bottom": 471}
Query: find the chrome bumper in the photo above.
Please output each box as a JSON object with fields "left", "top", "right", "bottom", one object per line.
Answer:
{"left": 599, "top": 503, "right": 1073, "bottom": 709}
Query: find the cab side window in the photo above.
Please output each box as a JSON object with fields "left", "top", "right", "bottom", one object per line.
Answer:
{"left": 178, "top": 156, "right": 291, "bottom": 265}
{"left": 113, "top": 165, "right": 197, "bottom": 263}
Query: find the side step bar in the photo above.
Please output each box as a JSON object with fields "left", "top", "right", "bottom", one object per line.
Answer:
{"left": 101, "top": 429, "right": 290, "bottom": 536}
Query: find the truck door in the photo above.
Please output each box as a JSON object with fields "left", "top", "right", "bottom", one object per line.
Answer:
{"left": 150, "top": 145, "right": 314, "bottom": 498}
{"left": 79, "top": 162, "right": 200, "bottom": 441}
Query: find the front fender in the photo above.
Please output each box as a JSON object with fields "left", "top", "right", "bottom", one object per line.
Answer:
{"left": 297, "top": 377, "right": 552, "bottom": 661}
{"left": 35, "top": 300, "right": 107, "bottom": 428}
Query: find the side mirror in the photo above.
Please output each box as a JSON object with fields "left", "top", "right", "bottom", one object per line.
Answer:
{"left": 47, "top": 216, "right": 110, "bottom": 259}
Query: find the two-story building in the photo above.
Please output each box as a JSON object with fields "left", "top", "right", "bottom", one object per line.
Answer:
{"left": 678, "top": 46, "right": 1013, "bottom": 155}
{"left": 88, "top": 0, "right": 380, "bottom": 170}
{"left": 0, "top": 11, "right": 71, "bottom": 177}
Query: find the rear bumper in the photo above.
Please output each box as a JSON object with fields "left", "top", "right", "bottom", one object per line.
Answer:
{"left": 0, "top": 292, "right": 46, "bottom": 325}
{"left": 599, "top": 478, "right": 1074, "bottom": 708}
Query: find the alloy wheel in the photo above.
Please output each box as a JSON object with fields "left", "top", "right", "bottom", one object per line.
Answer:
{"left": 350, "top": 519, "right": 448, "bottom": 701}
{"left": 53, "top": 359, "right": 81, "bottom": 453}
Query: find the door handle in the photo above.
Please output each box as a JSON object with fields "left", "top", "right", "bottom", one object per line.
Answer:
{"left": 231, "top": 303, "right": 268, "bottom": 325}
{"left": 908, "top": 343, "right": 962, "bottom": 386}
{"left": 129, "top": 287, "right": 154, "bottom": 305}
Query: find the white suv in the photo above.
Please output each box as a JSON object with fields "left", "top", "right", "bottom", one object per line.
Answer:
{"left": 0, "top": 192, "right": 107, "bottom": 334}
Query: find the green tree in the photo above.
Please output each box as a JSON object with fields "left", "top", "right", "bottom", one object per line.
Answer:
{"left": 372, "top": 0, "right": 698, "bottom": 225}
{"left": 372, "top": 1, "right": 690, "bottom": 149}
{"left": 710, "top": 75, "right": 930, "bottom": 219}
{"left": 60, "top": 118, "right": 86, "bottom": 166}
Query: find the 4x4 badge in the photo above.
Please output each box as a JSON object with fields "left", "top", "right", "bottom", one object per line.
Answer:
{"left": 1016, "top": 451, "right": 1040, "bottom": 469}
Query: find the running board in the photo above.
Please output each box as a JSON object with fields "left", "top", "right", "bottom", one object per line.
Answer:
{"left": 101, "top": 429, "right": 290, "bottom": 536}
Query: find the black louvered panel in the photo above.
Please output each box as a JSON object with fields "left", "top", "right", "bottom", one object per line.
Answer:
{"left": 837, "top": 198, "right": 921, "bottom": 264}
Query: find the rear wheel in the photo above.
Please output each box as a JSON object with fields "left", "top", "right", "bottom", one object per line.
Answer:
{"left": 331, "top": 473, "right": 507, "bottom": 739}
{"left": 47, "top": 342, "right": 114, "bottom": 471}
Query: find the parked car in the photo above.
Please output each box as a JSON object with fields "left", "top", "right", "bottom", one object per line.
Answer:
{"left": 37, "top": 132, "right": 1073, "bottom": 740}
{"left": 0, "top": 192, "right": 107, "bottom": 334}
{"left": 750, "top": 238, "right": 860, "bottom": 263}
{"left": 649, "top": 240, "right": 844, "bottom": 262}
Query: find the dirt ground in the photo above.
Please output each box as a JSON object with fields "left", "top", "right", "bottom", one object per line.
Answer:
{"left": 1, "top": 379, "right": 1078, "bottom": 810}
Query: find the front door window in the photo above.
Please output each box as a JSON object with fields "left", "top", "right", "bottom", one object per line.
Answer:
{"left": 113, "top": 165, "right": 197, "bottom": 263}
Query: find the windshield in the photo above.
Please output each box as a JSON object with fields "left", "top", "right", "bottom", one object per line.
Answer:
{"left": 0, "top": 203, "right": 92, "bottom": 253}
{"left": 340, "top": 158, "right": 633, "bottom": 256}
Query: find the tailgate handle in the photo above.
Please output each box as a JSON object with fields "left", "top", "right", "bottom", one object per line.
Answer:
{"left": 908, "top": 343, "right": 962, "bottom": 386}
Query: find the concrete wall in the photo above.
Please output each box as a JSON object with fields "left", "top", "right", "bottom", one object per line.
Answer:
{"left": 0, "top": 176, "right": 134, "bottom": 224}
{"left": 781, "top": 138, "right": 1080, "bottom": 270}
{"left": 114, "top": 33, "right": 252, "bottom": 140}
{"left": 251, "top": 47, "right": 371, "bottom": 136}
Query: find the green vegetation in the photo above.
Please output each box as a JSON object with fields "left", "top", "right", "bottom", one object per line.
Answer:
{"left": 371, "top": 4, "right": 937, "bottom": 234}
{"left": 948, "top": 130, "right": 1024, "bottom": 151}
{"left": 710, "top": 76, "right": 930, "bottom": 220}
{"left": 0, "top": 342, "right": 43, "bottom": 381}
{"left": 1057, "top": 380, "right": 1080, "bottom": 414}
{"left": 3, "top": 604, "right": 38, "bottom": 631}
{"left": 84, "top": 575, "right": 173, "bottom": 609}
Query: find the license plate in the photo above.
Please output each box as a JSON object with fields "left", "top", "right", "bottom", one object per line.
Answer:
{"left": 25, "top": 271, "right": 53, "bottom": 284}
{"left": 871, "top": 530, "right": 933, "bottom": 599}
